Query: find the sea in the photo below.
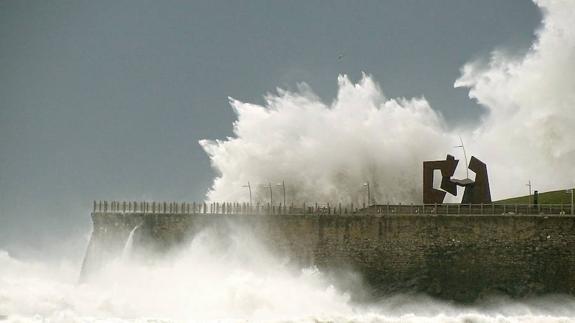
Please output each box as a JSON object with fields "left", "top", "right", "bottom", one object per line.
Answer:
{"left": 1, "top": 228, "right": 575, "bottom": 323}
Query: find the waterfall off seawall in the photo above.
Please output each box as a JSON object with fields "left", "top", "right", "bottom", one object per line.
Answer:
{"left": 121, "top": 224, "right": 140, "bottom": 260}
{"left": 81, "top": 202, "right": 575, "bottom": 303}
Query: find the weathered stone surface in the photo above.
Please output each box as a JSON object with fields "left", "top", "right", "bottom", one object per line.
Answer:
{"left": 82, "top": 212, "right": 575, "bottom": 303}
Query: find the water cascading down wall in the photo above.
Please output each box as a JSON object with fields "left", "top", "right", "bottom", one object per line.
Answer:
{"left": 81, "top": 201, "right": 575, "bottom": 302}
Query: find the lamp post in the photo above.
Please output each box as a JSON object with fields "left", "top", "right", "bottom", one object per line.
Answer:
{"left": 363, "top": 182, "right": 371, "bottom": 206}
{"left": 276, "top": 180, "right": 286, "bottom": 206}
{"left": 242, "top": 182, "right": 252, "bottom": 205}
{"left": 526, "top": 180, "right": 532, "bottom": 206}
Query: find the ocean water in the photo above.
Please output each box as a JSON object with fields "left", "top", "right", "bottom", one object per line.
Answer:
{"left": 1, "top": 228, "right": 574, "bottom": 323}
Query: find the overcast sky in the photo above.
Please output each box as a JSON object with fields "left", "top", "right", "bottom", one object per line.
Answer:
{"left": 0, "top": 0, "right": 540, "bottom": 254}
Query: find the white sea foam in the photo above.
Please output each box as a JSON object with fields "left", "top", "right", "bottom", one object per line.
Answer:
{"left": 201, "top": 0, "right": 575, "bottom": 203}
{"left": 200, "top": 74, "right": 452, "bottom": 205}
{"left": 1, "top": 230, "right": 575, "bottom": 323}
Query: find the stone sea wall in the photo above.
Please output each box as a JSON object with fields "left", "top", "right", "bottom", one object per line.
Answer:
{"left": 82, "top": 209, "right": 575, "bottom": 302}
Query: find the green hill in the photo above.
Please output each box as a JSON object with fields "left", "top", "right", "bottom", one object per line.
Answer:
{"left": 497, "top": 188, "right": 574, "bottom": 205}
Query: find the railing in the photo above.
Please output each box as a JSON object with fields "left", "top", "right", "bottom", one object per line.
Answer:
{"left": 92, "top": 201, "right": 574, "bottom": 216}
{"left": 367, "top": 203, "right": 573, "bottom": 216}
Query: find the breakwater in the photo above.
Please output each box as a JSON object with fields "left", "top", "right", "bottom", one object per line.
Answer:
{"left": 82, "top": 201, "right": 575, "bottom": 302}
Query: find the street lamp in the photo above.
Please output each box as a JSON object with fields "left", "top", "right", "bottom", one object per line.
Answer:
{"left": 276, "top": 180, "right": 286, "bottom": 206}
{"left": 526, "top": 180, "right": 532, "bottom": 205}
{"left": 363, "top": 182, "right": 371, "bottom": 206}
{"left": 242, "top": 182, "right": 252, "bottom": 205}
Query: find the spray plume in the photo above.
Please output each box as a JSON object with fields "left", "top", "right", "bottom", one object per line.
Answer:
{"left": 455, "top": 0, "right": 575, "bottom": 198}
{"left": 201, "top": 76, "right": 452, "bottom": 204}
{"left": 202, "top": 0, "right": 575, "bottom": 203}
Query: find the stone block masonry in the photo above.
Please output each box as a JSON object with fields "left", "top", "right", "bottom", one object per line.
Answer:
{"left": 82, "top": 202, "right": 575, "bottom": 303}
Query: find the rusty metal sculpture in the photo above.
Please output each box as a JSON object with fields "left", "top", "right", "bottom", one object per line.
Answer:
{"left": 423, "top": 155, "right": 491, "bottom": 204}
{"left": 461, "top": 156, "right": 491, "bottom": 204}
{"left": 423, "top": 154, "right": 458, "bottom": 204}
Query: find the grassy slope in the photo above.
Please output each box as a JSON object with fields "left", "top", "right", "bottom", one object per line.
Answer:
{"left": 496, "top": 188, "right": 575, "bottom": 204}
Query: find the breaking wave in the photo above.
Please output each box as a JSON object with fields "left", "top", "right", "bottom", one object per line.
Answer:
{"left": 1, "top": 229, "right": 575, "bottom": 323}
{"left": 201, "top": 0, "right": 575, "bottom": 203}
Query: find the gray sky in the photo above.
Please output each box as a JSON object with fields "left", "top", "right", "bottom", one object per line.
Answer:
{"left": 0, "top": 0, "right": 540, "bottom": 254}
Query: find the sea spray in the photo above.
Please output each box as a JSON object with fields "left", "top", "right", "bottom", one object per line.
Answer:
{"left": 200, "top": 76, "right": 453, "bottom": 205}
{"left": 121, "top": 224, "right": 141, "bottom": 261}
{"left": 455, "top": 0, "right": 575, "bottom": 199}
{"left": 2, "top": 231, "right": 575, "bottom": 322}
{"left": 200, "top": 0, "right": 575, "bottom": 204}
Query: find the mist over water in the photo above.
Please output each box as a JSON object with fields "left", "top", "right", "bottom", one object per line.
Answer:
{"left": 201, "top": 0, "right": 575, "bottom": 203}
{"left": 2, "top": 227, "right": 575, "bottom": 322}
